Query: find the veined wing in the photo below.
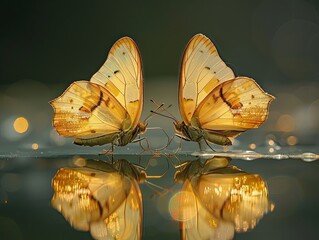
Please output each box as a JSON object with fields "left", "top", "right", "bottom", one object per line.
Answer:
{"left": 91, "top": 37, "right": 143, "bottom": 129}
{"left": 50, "top": 81, "right": 130, "bottom": 139}
{"left": 192, "top": 77, "right": 275, "bottom": 135}
{"left": 179, "top": 34, "right": 235, "bottom": 124}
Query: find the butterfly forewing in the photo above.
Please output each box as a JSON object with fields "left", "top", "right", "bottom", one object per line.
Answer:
{"left": 179, "top": 34, "right": 235, "bottom": 124}
{"left": 50, "top": 81, "right": 130, "bottom": 139}
{"left": 91, "top": 37, "right": 143, "bottom": 129}
{"left": 193, "top": 77, "right": 275, "bottom": 134}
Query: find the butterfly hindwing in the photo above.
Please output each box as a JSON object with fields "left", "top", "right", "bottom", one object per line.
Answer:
{"left": 91, "top": 37, "right": 143, "bottom": 129}
{"left": 192, "top": 77, "right": 275, "bottom": 135}
{"left": 50, "top": 81, "right": 130, "bottom": 140}
{"left": 179, "top": 34, "right": 235, "bottom": 124}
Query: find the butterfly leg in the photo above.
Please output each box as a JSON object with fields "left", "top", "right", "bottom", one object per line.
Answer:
{"left": 100, "top": 144, "right": 115, "bottom": 155}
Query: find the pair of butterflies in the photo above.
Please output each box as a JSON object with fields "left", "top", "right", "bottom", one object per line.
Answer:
{"left": 51, "top": 157, "right": 272, "bottom": 240}
{"left": 50, "top": 34, "right": 274, "bottom": 149}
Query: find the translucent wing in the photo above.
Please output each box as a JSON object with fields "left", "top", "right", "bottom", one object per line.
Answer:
{"left": 179, "top": 34, "right": 235, "bottom": 124}
{"left": 51, "top": 167, "right": 142, "bottom": 240}
{"left": 192, "top": 77, "right": 275, "bottom": 136}
{"left": 50, "top": 81, "right": 130, "bottom": 140}
{"left": 91, "top": 37, "right": 143, "bottom": 128}
{"left": 180, "top": 180, "right": 235, "bottom": 240}
{"left": 190, "top": 167, "right": 272, "bottom": 234}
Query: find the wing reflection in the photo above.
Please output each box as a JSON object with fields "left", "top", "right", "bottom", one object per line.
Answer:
{"left": 51, "top": 157, "right": 144, "bottom": 240}
{"left": 170, "top": 156, "right": 274, "bottom": 240}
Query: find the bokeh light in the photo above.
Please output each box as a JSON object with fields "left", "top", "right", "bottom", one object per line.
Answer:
{"left": 169, "top": 191, "right": 196, "bottom": 222}
{"left": 13, "top": 117, "right": 29, "bottom": 134}
{"left": 32, "top": 143, "right": 39, "bottom": 150}
{"left": 286, "top": 136, "right": 298, "bottom": 146}
{"left": 276, "top": 114, "right": 295, "bottom": 132}
{"left": 249, "top": 143, "right": 256, "bottom": 150}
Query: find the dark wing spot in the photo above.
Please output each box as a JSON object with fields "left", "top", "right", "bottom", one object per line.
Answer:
{"left": 251, "top": 94, "right": 255, "bottom": 99}
{"left": 231, "top": 102, "right": 243, "bottom": 110}
{"left": 249, "top": 102, "right": 251, "bottom": 105}
{"left": 104, "top": 97, "right": 111, "bottom": 108}
{"left": 71, "top": 106, "right": 74, "bottom": 109}
{"left": 219, "top": 88, "right": 232, "bottom": 108}
{"left": 200, "top": 50, "right": 204, "bottom": 53}
{"left": 69, "top": 99, "right": 73, "bottom": 103}
{"left": 90, "top": 91, "right": 103, "bottom": 112}
{"left": 107, "top": 75, "right": 110, "bottom": 78}
{"left": 90, "top": 172, "right": 96, "bottom": 176}
{"left": 91, "top": 130, "right": 96, "bottom": 133}
{"left": 79, "top": 106, "right": 90, "bottom": 113}
{"left": 114, "top": 70, "right": 119, "bottom": 74}
{"left": 213, "top": 71, "right": 216, "bottom": 74}
{"left": 205, "top": 66, "right": 210, "bottom": 70}
{"left": 122, "top": 52, "right": 126, "bottom": 55}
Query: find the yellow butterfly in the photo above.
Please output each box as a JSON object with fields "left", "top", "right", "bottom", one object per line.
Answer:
{"left": 51, "top": 158, "right": 145, "bottom": 240}
{"left": 174, "top": 34, "right": 275, "bottom": 149}
{"left": 170, "top": 157, "right": 273, "bottom": 239}
{"left": 50, "top": 37, "right": 146, "bottom": 147}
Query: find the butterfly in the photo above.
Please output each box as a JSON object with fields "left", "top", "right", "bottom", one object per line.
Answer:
{"left": 173, "top": 34, "right": 275, "bottom": 150}
{"left": 170, "top": 157, "right": 273, "bottom": 239}
{"left": 51, "top": 158, "right": 145, "bottom": 240}
{"left": 50, "top": 37, "right": 146, "bottom": 147}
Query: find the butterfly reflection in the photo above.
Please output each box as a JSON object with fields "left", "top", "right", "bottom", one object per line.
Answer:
{"left": 51, "top": 157, "right": 144, "bottom": 240}
{"left": 169, "top": 157, "right": 274, "bottom": 240}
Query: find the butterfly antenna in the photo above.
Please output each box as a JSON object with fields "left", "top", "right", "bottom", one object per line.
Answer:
{"left": 150, "top": 99, "right": 178, "bottom": 121}
{"left": 143, "top": 101, "right": 166, "bottom": 123}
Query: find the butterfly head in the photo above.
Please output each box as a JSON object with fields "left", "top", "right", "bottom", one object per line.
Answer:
{"left": 173, "top": 121, "right": 185, "bottom": 133}
{"left": 137, "top": 122, "right": 148, "bottom": 134}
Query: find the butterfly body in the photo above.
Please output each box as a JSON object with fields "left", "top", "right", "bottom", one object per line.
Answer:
{"left": 175, "top": 121, "right": 232, "bottom": 145}
{"left": 177, "top": 34, "right": 275, "bottom": 150}
{"left": 74, "top": 122, "right": 147, "bottom": 147}
{"left": 50, "top": 37, "right": 145, "bottom": 148}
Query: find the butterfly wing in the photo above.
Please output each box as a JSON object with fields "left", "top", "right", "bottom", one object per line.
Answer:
{"left": 191, "top": 77, "right": 275, "bottom": 136}
{"left": 179, "top": 34, "right": 235, "bottom": 124}
{"left": 91, "top": 37, "right": 143, "bottom": 129}
{"left": 51, "top": 167, "right": 142, "bottom": 240}
{"left": 50, "top": 81, "right": 130, "bottom": 142}
{"left": 180, "top": 179, "right": 235, "bottom": 240}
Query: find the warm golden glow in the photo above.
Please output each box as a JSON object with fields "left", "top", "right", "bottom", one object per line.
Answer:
{"left": 269, "top": 147, "right": 275, "bottom": 153}
{"left": 169, "top": 190, "right": 196, "bottom": 221}
{"left": 13, "top": 117, "right": 29, "bottom": 133}
{"left": 276, "top": 114, "right": 295, "bottom": 132}
{"left": 249, "top": 143, "right": 256, "bottom": 150}
{"left": 287, "top": 135, "right": 298, "bottom": 146}
{"left": 32, "top": 143, "right": 39, "bottom": 150}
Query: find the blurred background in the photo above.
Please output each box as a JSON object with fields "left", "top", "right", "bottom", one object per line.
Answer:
{"left": 1, "top": 0, "right": 319, "bottom": 154}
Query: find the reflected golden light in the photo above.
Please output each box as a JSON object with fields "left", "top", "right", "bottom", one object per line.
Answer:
{"left": 169, "top": 190, "right": 196, "bottom": 221}
{"left": 287, "top": 136, "right": 298, "bottom": 146}
{"left": 32, "top": 143, "right": 39, "bottom": 150}
{"left": 268, "top": 139, "right": 275, "bottom": 146}
{"left": 249, "top": 143, "right": 256, "bottom": 150}
{"left": 13, "top": 117, "right": 29, "bottom": 133}
{"left": 276, "top": 114, "right": 295, "bottom": 132}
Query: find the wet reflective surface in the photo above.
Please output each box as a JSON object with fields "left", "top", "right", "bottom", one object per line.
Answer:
{"left": 0, "top": 153, "right": 318, "bottom": 239}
